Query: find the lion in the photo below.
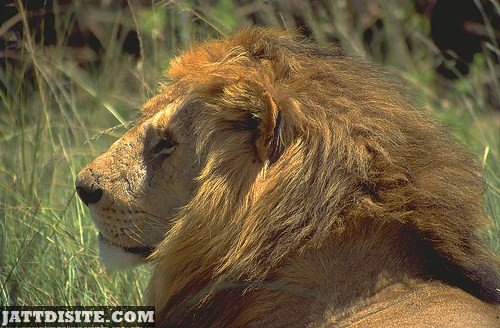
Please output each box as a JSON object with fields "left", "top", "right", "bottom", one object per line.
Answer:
{"left": 75, "top": 28, "right": 500, "bottom": 327}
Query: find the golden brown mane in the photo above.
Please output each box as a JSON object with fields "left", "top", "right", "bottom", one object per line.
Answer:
{"left": 148, "top": 28, "right": 499, "bottom": 326}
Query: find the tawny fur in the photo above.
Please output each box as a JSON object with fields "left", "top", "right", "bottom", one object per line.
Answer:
{"left": 150, "top": 29, "right": 499, "bottom": 326}
{"left": 78, "top": 28, "right": 499, "bottom": 327}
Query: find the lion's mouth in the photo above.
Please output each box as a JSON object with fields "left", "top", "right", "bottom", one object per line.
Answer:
{"left": 98, "top": 233, "right": 155, "bottom": 256}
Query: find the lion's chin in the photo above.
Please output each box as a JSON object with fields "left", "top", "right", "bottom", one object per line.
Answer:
{"left": 98, "top": 234, "right": 150, "bottom": 271}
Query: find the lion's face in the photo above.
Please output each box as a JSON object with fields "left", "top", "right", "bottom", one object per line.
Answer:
{"left": 76, "top": 96, "right": 201, "bottom": 269}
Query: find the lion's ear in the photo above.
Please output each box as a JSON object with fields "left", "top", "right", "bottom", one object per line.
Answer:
{"left": 252, "top": 91, "right": 284, "bottom": 164}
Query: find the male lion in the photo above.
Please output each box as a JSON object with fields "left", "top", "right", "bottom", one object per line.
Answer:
{"left": 76, "top": 28, "right": 499, "bottom": 327}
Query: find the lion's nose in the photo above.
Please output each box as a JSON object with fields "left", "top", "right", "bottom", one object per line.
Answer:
{"left": 75, "top": 169, "right": 103, "bottom": 206}
{"left": 76, "top": 185, "right": 103, "bottom": 206}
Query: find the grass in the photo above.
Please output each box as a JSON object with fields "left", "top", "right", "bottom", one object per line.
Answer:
{"left": 0, "top": 0, "right": 498, "bottom": 306}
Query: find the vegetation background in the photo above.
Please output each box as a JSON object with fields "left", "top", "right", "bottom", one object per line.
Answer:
{"left": 1, "top": 0, "right": 498, "bottom": 306}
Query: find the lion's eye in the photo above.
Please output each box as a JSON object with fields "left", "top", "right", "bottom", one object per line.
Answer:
{"left": 152, "top": 138, "right": 176, "bottom": 156}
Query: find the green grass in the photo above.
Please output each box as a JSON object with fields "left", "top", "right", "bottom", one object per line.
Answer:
{"left": 1, "top": 0, "right": 498, "bottom": 306}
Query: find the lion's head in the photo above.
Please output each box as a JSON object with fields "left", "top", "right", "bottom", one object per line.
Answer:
{"left": 76, "top": 28, "right": 499, "bottom": 326}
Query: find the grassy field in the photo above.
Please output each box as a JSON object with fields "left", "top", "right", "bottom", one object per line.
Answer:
{"left": 1, "top": 1, "right": 498, "bottom": 306}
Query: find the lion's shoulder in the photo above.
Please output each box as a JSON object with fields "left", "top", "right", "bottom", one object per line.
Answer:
{"left": 329, "top": 282, "right": 499, "bottom": 327}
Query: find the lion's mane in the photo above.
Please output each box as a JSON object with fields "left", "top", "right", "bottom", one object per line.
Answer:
{"left": 148, "top": 28, "right": 499, "bottom": 325}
